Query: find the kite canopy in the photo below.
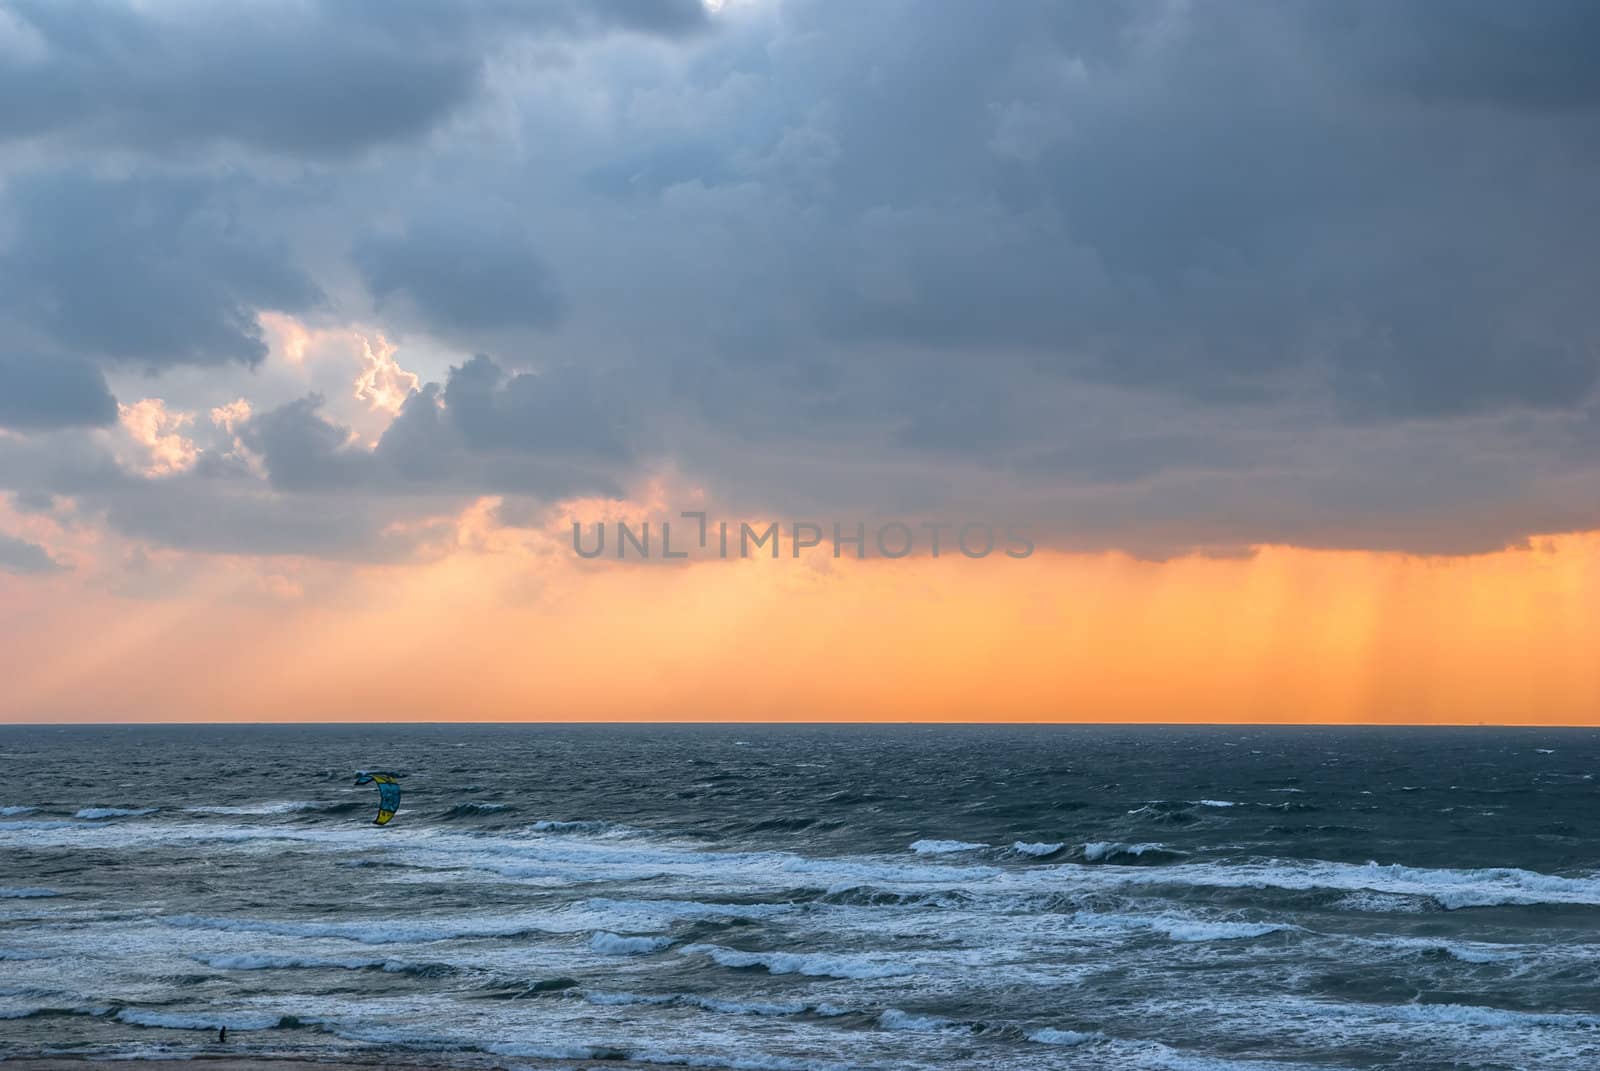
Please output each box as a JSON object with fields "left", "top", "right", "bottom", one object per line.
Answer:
{"left": 354, "top": 771, "right": 402, "bottom": 826}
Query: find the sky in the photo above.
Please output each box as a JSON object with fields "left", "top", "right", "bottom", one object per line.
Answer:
{"left": 1, "top": 0, "right": 1599, "bottom": 723}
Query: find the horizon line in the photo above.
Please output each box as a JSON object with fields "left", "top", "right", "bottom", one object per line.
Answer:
{"left": 1, "top": 720, "right": 1594, "bottom": 729}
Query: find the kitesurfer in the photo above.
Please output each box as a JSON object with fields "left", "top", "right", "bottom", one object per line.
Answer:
{"left": 354, "top": 771, "right": 403, "bottom": 825}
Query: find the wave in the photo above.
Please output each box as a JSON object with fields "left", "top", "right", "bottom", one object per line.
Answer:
{"left": 440, "top": 803, "right": 511, "bottom": 819}
{"left": 1011, "top": 840, "right": 1064, "bottom": 857}
{"left": 191, "top": 952, "right": 446, "bottom": 975}
{"left": 75, "top": 807, "right": 159, "bottom": 819}
{"left": 908, "top": 839, "right": 987, "bottom": 855}
{"left": 1082, "top": 841, "right": 1180, "bottom": 864}
{"left": 1029, "top": 1027, "right": 1104, "bottom": 1046}
{"left": 1331, "top": 890, "right": 1430, "bottom": 914}
{"left": 0, "top": 819, "right": 77, "bottom": 831}
{"left": 183, "top": 801, "right": 330, "bottom": 816}
{"left": 163, "top": 912, "right": 550, "bottom": 945}
{"left": 588, "top": 932, "right": 671, "bottom": 955}
{"left": 583, "top": 990, "right": 678, "bottom": 1007}
{"left": 0, "top": 887, "right": 57, "bottom": 899}
{"left": 583, "top": 990, "right": 848, "bottom": 1018}
{"left": 580, "top": 896, "right": 794, "bottom": 925}
{"left": 1385, "top": 938, "right": 1520, "bottom": 964}
{"left": 0, "top": 806, "right": 37, "bottom": 816}
{"left": 116, "top": 1008, "right": 287, "bottom": 1031}
{"left": 688, "top": 995, "right": 848, "bottom": 1018}
{"left": 0, "top": 1005, "right": 111, "bottom": 1021}
{"left": 530, "top": 819, "right": 619, "bottom": 834}
{"left": 1074, "top": 910, "right": 1293, "bottom": 943}
{"left": 878, "top": 1008, "right": 972, "bottom": 1034}
{"left": 1171, "top": 859, "right": 1600, "bottom": 910}
{"left": 679, "top": 943, "right": 911, "bottom": 979}
{"left": 1384, "top": 1002, "right": 1600, "bottom": 1029}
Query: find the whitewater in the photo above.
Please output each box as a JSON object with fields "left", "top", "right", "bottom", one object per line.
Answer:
{"left": 0, "top": 724, "right": 1596, "bottom": 1070}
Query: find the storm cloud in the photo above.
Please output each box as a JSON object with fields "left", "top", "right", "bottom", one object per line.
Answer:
{"left": 1, "top": 0, "right": 1598, "bottom": 563}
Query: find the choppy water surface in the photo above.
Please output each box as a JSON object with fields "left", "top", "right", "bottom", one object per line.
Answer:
{"left": 1, "top": 725, "right": 1597, "bottom": 1070}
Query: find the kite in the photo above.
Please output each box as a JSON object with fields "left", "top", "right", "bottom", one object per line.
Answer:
{"left": 354, "top": 771, "right": 402, "bottom": 826}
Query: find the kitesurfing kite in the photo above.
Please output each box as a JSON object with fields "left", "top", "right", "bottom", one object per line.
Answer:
{"left": 354, "top": 771, "right": 402, "bottom": 826}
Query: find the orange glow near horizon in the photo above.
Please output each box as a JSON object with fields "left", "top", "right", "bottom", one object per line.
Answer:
{"left": 3, "top": 529, "right": 1599, "bottom": 725}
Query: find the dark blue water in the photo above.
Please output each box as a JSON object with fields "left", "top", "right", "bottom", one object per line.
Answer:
{"left": 1, "top": 725, "right": 1597, "bottom": 1069}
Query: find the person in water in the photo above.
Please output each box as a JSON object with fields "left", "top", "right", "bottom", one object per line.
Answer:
{"left": 218, "top": 1026, "right": 226, "bottom": 1044}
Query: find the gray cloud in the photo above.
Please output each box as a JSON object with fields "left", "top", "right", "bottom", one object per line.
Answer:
{"left": 0, "top": 530, "right": 62, "bottom": 574}
{"left": 0, "top": 352, "right": 116, "bottom": 429}
{"left": 238, "top": 355, "right": 633, "bottom": 501}
{"left": 0, "top": 172, "right": 321, "bottom": 368}
{"left": 0, "top": 0, "right": 709, "bottom": 156}
{"left": 0, "top": 1, "right": 1598, "bottom": 560}
{"left": 1305, "top": 0, "right": 1600, "bottom": 114}
{"left": 356, "top": 219, "right": 565, "bottom": 337}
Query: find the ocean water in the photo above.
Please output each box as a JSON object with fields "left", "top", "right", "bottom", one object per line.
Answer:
{"left": 0, "top": 724, "right": 1597, "bottom": 1070}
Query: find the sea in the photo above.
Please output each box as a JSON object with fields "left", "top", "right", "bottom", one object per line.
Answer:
{"left": 0, "top": 725, "right": 1597, "bottom": 1071}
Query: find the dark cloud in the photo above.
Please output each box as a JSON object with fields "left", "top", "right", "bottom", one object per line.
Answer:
{"left": 1306, "top": 0, "right": 1600, "bottom": 113}
{"left": 0, "top": 353, "right": 116, "bottom": 430}
{"left": 237, "top": 396, "right": 375, "bottom": 494}
{"left": 0, "top": 531, "right": 62, "bottom": 574}
{"left": 0, "top": 172, "right": 320, "bottom": 367}
{"left": 741, "top": 0, "right": 1600, "bottom": 418}
{"left": 356, "top": 220, "right": 565, "bottom": 336}
{"left": 1, "top": 1, "right": 1598, "bottom": 561}
{"left": 0, "top": 0, "right": 709, "bottom": 157}
{"left": 440, "top": 356, "right": 632, "bottom": 459}
{"left": 239, "top": 356, "right": 632, "bottom": 500}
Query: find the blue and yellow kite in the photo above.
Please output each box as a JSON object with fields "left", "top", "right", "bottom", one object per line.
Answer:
{"left": 354, "top": 771, "right": 402, "bottom": 826}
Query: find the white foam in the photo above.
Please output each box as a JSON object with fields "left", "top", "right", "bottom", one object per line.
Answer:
{"left": 1011, "top": 841, "right": 1063, "bottom": 856}
{"left": 531, "top": 819, "right": 616, "bottom": 834}
{"left": 1074, "top": 910, "right": 1291, "bottom": 942}
{"left": 192, "top": 953, "right": 418, "bottom": 972}
{"left": 1384, "top": 938, "right": 1519, "bottom": 964}
{"left": 679, "top": 943, "right": 910, "bottom": 979}
{"left": 588, "top": 932, "right": 671, "bottom": 955}
{"left": 183, "top": 801, "right": 329, "bottom": 816}
{"left": 1083, "top": 841, "right": 1169, "bottom": 861}
{"left": 1188, "top": 859, "right": 1600, "bottom": 910}
{"left": 583, "top": 990, "right": 843, "bottom": 1018}
{"left": 583, "top": 990, "right": 676, "bottom": 1007}
{"left": 1331, "top": 891, "right": 1428, "bottom": 914}
{"left": 1384, "top": 1002, "right": 1599, "bottom": 1029}
{"left": 1029, "top": 1027, "right": 1104, "bottom": 1046}
{"left": 878, "top": 1008, "right": 965, "bottom": 1033}
{"left": 163, "top": 912, "right": 547, "bottom": 944}
{"left": 1153, "top": 919, "right": 1290, "bottom": 942}
{"left": 0, "top": 887, "right": 57, "bottom": 899}
{"left": 76, "top": 807, "right": 158, "bottom": 819}
{"left": 116, "top": 1008, "right": 283, "bottom": 1030}
{"left": 909, "top": 838, "right": 987, "bottom": 855}
{"left": 1194, "top": 800, "right": 1238, "bottom": 808}
{"left": 686, "top": 995, "right": 824, "bottom": 1017}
